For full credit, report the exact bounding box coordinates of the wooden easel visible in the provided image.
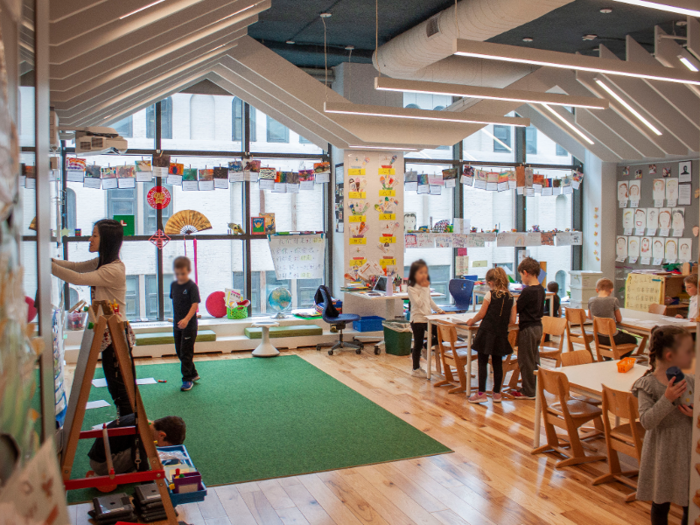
[60,301,179,524]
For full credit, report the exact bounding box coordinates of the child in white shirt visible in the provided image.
[407,260,444,377]
[676,273,698,321]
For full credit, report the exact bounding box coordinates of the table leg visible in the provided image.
[472,291,476,312]
[466,330,473,398]
[426,320,433,380]
[634,334,649,355]
[550,296,554,317]
[533,373,541,448]
[252,327,280,357]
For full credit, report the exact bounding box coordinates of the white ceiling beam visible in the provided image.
[688,16,700,61]
[654,25,700,100]
[515,105,595,161]
[51,23,250,98]
[51,0,205,47]
[626,35,700,130]
[574,109,639,161]
[50,0,107,23]
[50,0,254,77]
[597,45,699,151]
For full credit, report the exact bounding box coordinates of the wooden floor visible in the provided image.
[66,346,681,525]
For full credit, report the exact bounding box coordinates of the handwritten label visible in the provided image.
[348,168,365,175]
[380,236,396,244]
[379,213,396,221]
[349,238,366,245]
[378,168,395,175]
[349,259,366,267]
[378,189,396,197]
[348,215,366,223]
[472,260,488,268]
[348,191,366,199]
[379,258,396,267]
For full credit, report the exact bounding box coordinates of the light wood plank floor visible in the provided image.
[66,346,680,525]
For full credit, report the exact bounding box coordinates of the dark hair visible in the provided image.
[517,257,540,277]
[646,325,690,375]
[95,219,123,268]
[408,259,429,287]
[173,256,191,271]
[153,416,186,445]
[547,281,559,293]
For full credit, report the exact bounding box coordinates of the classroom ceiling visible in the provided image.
[249,0,686,69]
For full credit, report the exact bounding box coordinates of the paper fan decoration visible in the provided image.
[164,210,212,235]
[29,216,36,231]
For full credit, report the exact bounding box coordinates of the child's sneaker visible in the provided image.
[181,381,193,391]
[492,393,503,403]
[468,392,488,404]
[192,374,201,382]
[511,391,536,400]
[411,368,427,378]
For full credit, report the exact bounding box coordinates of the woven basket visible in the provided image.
[227,306,248,319]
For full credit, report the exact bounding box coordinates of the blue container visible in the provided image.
[353,316,385,332]
[157,444,207,507]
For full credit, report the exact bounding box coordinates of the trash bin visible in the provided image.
[383,320,413,356]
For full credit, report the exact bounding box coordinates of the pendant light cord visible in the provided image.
[375,0,380,76]
[322,15,329,100]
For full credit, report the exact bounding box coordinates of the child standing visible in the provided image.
[171,257,200,391]
[676,274,698,321]
[513,257,545,400]
[407,260,445,378]
[544,281,561,318]
[466,268,516,404]
[632,326,694,525]
[588,278,637,351]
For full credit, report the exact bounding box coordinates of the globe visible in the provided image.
[268,287,292,319]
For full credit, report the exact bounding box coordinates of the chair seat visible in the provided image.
[611,422,646,444]
[327,313,360,324]
[444,348,476,360]
[572,395,602,406]
[440,305,470,313]
[549,400,603,418]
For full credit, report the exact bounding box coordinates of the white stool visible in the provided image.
[252,320,280,357]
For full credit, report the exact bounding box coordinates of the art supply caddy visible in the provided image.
[158,445,207,506]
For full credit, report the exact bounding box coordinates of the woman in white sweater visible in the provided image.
[407,260,444,377]
[52,219,133,415]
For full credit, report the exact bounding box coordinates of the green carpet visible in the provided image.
[67,355,450,503]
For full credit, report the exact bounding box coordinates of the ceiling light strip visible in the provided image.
[594,79,663,136]
[375,77,609,110]
[480,128,512,152]
[611,0,700,17]
[347,145,419,151]
[679,56,699,72]
[324,102,530,127]
[120,0,166,20]
[453,39,700,86]
[541,104,595,145]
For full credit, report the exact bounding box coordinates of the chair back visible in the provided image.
[316,285,339,323]
[449,279,474,309]
[565,308,587,328]
[593,317,616,338]
[648,304,667,315]
[507,328,519,350]
[601,385,639,421]
[436,322,466,366]
[561,350,593,367]
[537,368,570,408]
[542,316,567,338]
[601,385,645,454]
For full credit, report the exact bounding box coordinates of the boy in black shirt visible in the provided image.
[513,257,545,400]
[171,257,200,391]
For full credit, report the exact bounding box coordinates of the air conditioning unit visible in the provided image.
[73,127,128,155]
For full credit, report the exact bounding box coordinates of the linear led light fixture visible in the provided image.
[611,0,700,17]
[594,78,663,136]
[120,0,166,19]
[480,128,512,152]
[453,39,700,86]
[347,145,419,151]
[324,102,530,127]
[375,77,609,110]
[679,55,699,72]
[541,104,595,145]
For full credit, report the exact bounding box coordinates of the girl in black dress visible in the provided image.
[466,267,516,404]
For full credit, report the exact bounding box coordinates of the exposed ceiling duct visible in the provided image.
[372,0,574,84]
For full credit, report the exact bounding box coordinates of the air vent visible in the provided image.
[426,16,440,38]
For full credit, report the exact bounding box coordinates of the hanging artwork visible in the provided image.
[149,229,171,249]
[634,208,646,233]
[679,238,693,262]
[658,208,672,232]
[665,238,678,262]
[652,238,665,260]
[646,208,658,235]
[617,181,629,204]
[135,159,152,182]
[147,186,171,209]
[622,208,634,230]
[640,236,652,259]
[165,210,213,235]
[679,161,692,183]
[616,236,628,261]
[84,165,101,189]
[666,178,678,206]
[652,178,666,204]
[629,180,641,204]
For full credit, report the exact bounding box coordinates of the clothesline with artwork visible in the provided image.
[403,166,583,196]
[404,231,582,249]
[59,156,331,192]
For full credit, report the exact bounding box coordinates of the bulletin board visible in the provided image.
[343,151,404,282]
[615,160,698,300]
[623,272,664,312]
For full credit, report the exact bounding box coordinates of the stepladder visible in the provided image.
[59,301,181,524]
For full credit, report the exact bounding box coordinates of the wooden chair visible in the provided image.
[593,317,638,361]
[592,386,645,502]
[648,304,667,315]
[501,328,521,396]
[565,308,594,359]
[435,322,476,394]
[540,317,567,367]
[561,349,593,367]
[532,368,606,468]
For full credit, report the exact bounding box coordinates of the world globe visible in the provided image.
[268,287,292,319]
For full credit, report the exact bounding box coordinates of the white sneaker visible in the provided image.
[411,368,427,378]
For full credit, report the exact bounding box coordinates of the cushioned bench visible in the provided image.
[244,325,323,340]
[135,330,217,346]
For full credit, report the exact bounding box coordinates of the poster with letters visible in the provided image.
[269,234,325,280]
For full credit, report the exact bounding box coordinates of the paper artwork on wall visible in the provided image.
[665,238,677,262]
[640,236,652,258]
[348,176,367,199]
[622,208,634,232]
[135,159,153,182]
[629,180,641,204]
[662,167,671,177]
[679,238,692,262]
[646,208,658,235]
[634,208,646,234]
[84,165,101,189]
[652,237,665,260]
[199,169,215,191]
[182,168,198,191]
[666,178,678,206]
[628,236,640,258]
[679,161,692,183]
[101,166,118,189]
[229,161,244,182]
[658,208,672,233]
[648,164,657,175]
[616,236,627,262]
[213,166,229,189]
[617,180,629,206]
[672,207,685,235]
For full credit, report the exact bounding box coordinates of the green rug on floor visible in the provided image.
[67,355,451,503]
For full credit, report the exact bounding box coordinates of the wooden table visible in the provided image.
[532,361,647,448]
[617,307,696,355]
[425,312,480,391]
[472,288,556,316]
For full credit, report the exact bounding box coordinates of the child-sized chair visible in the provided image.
[501,328,521,397]
[532,368,605,469]
[565,308,594,360]
[648,304,667,315]
[435,322,475,394]
[592,386,645,502]
[540,317,567,367]
[593,318,638,361]
[440,279,475,313]
[560,349,593,367]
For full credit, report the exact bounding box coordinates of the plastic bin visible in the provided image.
[353,316,385,332]
[383,320,413,356]
[157,444,207,507]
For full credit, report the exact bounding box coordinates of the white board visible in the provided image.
[269,234,326,280]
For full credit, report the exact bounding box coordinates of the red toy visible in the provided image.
[25,296,37,323]
[205,291,227,318]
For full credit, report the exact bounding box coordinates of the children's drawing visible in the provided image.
[647,208,658,231]
[672,208,685,230]
[629,180,641,201]
[349,202,369,216]
[666,178,678,203]
[617,181,628,201]
[640,237,652,257]
[375,197,399,214]
[379,174,396,190]
[616,236,627,260]
[628,236,640,258]
[679,238,692,262]
[634,208,646,229]
[348,176,366,193]
[350,222,369,238]
[665,238,677,261]
[658,208,672,230]
[622,208,634,229]
[652,238,665,259]
[652,179,665,201]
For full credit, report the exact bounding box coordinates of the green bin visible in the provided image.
[383,320,413,356]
